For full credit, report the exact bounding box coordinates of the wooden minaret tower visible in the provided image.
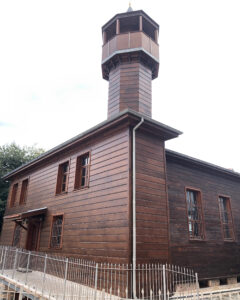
[101,5,159,118]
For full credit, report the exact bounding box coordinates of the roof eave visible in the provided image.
[2,110,181,181]
[102,10,159,32]
[166,149,240,180]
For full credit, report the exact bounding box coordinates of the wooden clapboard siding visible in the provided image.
[108,62,152,118]
[135,129,169,264]
[1,126,131,263]
[166,158,240,279]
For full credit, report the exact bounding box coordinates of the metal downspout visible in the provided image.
[132,117,144,299]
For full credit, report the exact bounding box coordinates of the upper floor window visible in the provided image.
[218,196,234,241]
[74,153,90,189]
[49,214,64,249]
[186,188,204,240]
[19,178,29,205]
[10,183,18,207]
[56,161,69,194]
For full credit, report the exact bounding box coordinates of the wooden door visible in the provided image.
[26,220,41,251]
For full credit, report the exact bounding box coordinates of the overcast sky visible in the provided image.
[0,0,240,172]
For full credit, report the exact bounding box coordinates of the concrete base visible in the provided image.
[176,283,198,292]
[227,277,237,285]
[208,279,220,287]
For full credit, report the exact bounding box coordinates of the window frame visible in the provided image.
[74,152,91,190]
[49,213,64,249]
[218,194,235,242]
[12,223,21,247]
[19,177,29,205]
[185,187,205,241]
[10,182,19,208]
[55,160,70,195]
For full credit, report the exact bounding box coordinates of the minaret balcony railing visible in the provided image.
[102,31,159,63]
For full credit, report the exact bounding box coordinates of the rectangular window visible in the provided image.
[19,178,29,205]
[10,183,18,207]
[12,223,21,247]
[218,196,234,240]
[49,214,64,249]
[74,153,90,189]
[186,188,204,239]
[56,161,69,194]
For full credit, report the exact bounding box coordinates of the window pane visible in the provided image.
[81,177,86,187]
[20,179,28,204]
[56,161,69,194]
[186,189,203,239]
[50,215,63,248]
[193,222,199,236]
[62,163,68,173]
[219,196,234,240]
[62,175,67,184]
[13,224,21,247]
[75,153,90,189]
[11,183,18,207]
[82,167,86,177]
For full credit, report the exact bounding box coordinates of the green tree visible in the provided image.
[0,143,44,231]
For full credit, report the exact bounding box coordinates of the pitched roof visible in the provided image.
[2,109,181,180]
[166,149,240,180]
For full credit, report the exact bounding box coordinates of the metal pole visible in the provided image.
[94,263,98,300]
[1,248,7,274]
[19,287,23,300]
[63,258,69,300]
[42,254,48,296]
[195,273,199,300]
[12,249,18,279]
[132,117,144,299]
[163,265,167,300]
[25,251,31,285]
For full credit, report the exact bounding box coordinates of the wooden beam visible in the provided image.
[116,19,120,35]
[139,16,143,31]
[14,220,27,231]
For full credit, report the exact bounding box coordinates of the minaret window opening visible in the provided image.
[104,21,116,43]
[119,16,139,33]
[142,17,156,41]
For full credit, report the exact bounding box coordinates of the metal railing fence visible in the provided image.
[0,245,199,300]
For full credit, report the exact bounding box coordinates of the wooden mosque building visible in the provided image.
[1,6,240,282]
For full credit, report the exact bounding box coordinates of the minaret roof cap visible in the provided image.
[127,2,133,12]
[102,10,159,32]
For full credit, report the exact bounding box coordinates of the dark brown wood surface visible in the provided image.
[2,114,240,280]
[135,129,169,264]
[1,125,131,263]
[166,157,240,279]
[108,62,152,118]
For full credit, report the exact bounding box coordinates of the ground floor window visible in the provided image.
[218,195,234,240]
[12,223,21,247]
[49,214,64,249]
[186,188,204,240]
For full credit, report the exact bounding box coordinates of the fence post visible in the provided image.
[163,265,167,300]
[63,258,69,300]
[41,254,48,296]
[12,248,18,279]
[19,286,23,300]
[195,273,199,300]
[25,251,31,285]
[1,247,7,275]
[94,263,98,300]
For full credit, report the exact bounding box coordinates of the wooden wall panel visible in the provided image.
[1,126,131,263]
[166,158,240,279]
[135,130,169,264]
[108,62,152,118]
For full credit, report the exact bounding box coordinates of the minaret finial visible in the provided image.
[127,1,133,12]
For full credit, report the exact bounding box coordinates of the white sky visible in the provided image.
[0,0,240,172]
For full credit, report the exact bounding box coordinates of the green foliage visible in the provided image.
[0,143,44,231]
